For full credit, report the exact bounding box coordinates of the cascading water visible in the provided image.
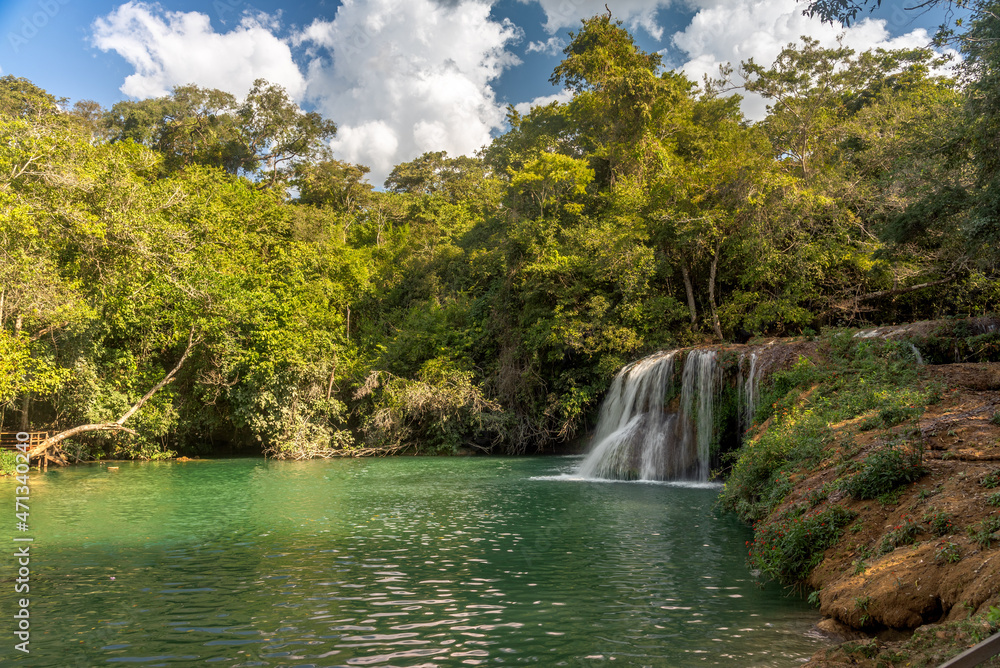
[577,349,720,482]
[739,351,763,436]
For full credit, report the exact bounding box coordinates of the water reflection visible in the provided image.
[0,456,826,666]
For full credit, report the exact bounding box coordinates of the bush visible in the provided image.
[840,445,926,499]
[979,471,1000,489]
[968,517,1000,549]
[0,450,17,475]
[924,510,955,536]
[859,404,923,431]
[878,515,921,555]
[748,504,858,585]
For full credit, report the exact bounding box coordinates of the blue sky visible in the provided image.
[0,0,957,182]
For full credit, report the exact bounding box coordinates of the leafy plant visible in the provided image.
[980,471,1000,489]
[855,595,873,626]
[936,542,962,564]
[0,450,17,476]
[878,515,921,555]
[747,504,858,585]
[968,517,1000,549]
[840,445,926,500]
[924,510,955,536]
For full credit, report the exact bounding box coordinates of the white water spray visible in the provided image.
[577,349,720,482]
[739,352,762,437]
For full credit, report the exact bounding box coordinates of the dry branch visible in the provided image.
[30,329,198,461]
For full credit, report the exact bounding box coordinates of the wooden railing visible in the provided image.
[938,631,1000,668]
[0,432,52,470]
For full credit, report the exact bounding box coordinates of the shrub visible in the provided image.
[924,510,955,536]
[840,445,925,500]
[0,450,16,475]
[878,515,921,555]
[748,504,858,585]
[936,542,962,563]
[979,471,1000,489]
[859,404,923,431]
[968,517,1000,549]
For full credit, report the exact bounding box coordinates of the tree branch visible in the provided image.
[828,275,956,313]
[29,329,198,460]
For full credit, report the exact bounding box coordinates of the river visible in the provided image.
[0,456,827,666]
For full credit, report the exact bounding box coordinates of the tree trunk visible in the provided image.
[325,354,338,400]
[681,264,698,325]
[708,242,724,341]
[30,330,198,461]
[827,275,957,315]
[19,394,29,432]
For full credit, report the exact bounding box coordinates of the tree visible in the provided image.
[104,79,337,185]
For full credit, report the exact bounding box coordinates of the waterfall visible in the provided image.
[739,351,762,437]
[577,349,720,482]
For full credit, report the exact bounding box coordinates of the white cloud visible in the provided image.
[513,88,573,115]
[527,36,566,55]
[671,0,940,119]
[520,0,670,39]
[298,0,521,184]
[92,1,305,100]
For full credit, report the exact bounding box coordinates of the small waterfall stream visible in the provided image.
[577,349,720,482]
[739,351,763,437]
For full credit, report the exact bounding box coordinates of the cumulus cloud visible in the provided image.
[298,0,521,184]
[520,0,670,39]
[671,0,940,119]
[92,1,305,100]
[527,36,566,55]
[513,88,573,115]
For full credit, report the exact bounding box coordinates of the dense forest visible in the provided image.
[2,5,998,462]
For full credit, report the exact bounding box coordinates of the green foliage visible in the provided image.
[936,542,962,564]
[924,510,955,536]
[858,403,923,431]
[877,515,921,555]
[981,471,1000,488]
[0,451,17,475]
[839,445,925,500]
[4,9,1000,464]
[747,504,858,585]
[722,336,932,523]
[968,516,1000,549]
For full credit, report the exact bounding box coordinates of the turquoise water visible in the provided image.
[0,456,826,666]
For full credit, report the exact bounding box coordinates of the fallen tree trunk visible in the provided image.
[827,275,956,315]
[30,330,197,461]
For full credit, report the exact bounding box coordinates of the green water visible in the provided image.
[0,456,826,666]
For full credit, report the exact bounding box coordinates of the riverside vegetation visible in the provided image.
[4,9,999,462]
[4,4,1000,663]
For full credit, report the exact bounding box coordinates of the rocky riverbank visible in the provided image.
[718,318,1000,667]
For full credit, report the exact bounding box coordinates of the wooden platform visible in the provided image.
[1,432,54,470]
